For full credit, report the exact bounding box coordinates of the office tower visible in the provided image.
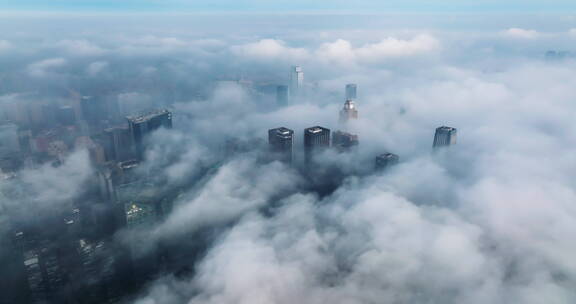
[304,126,330,163]
[375,153,399,171]
[332,130,359,152]
[79,96,104,123]
[433,126,457,148]
[127,109,172,160]
[345,83,357,100]
[102,126,133,162]
[268,127,294,163]
[276,85,289,106]
[0,122,20,156]
[58,106,76,125]
[289,66,304,99]
[339,99,358,126]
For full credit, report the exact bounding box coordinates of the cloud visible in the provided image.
[86,60,109,75]
[55,39,106,56]
[316,34,440,65]
[0,40,12,52]
[502,28,540,39]
[27,57,67,77]
[3,14,576,304]
[231,39,310,62]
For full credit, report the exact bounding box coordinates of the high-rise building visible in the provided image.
[127,109,172,160]
[58,106,76,126]
[276,85,289,106]
[345,84,357,100]
[0,122,20,157]
[339,100,358,126]
[304,126,330,163]
[433,126,457,148]
[375,153,399,171]
[100,126,133,162]
[268,127,294,163]
[289,66,304,99]
[332,130,359,152]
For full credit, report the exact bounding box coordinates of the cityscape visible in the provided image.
[2,2,576,304]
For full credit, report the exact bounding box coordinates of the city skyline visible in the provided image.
[1,2,576,304]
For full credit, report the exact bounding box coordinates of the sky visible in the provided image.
[1,0,576,13]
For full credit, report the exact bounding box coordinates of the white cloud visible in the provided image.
[0,40,12,52]
[230,35,439,66]
[316,34,440,65]
[86,61,109,76]
[503,28,540,39]
[55,39,106,56]
[231,39,310,61]
[27,57,67,77]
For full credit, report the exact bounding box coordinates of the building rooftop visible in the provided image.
[437,126,456,132]
[127,109,171,124]
[292,66,303,72]
[306,126,328,134]
[271,127,293,136]
[377,153,398,159]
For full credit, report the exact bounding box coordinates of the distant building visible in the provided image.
[0,122,20,156]
[433,126,457,148]
[304,126,330,163]
[276,85,289,106]
[289,66,304,99]
[127,109,172,160]
[332,130,359,152]
[268,127,294,163]
[345,84,357,100]
[58,106,76,126]
[339,99,358,127]
[375,153,399,171]
[545,50,576,61]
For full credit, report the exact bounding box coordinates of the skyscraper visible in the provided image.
[332,130,359,152]
[345,84,357,100]
[268,127,294,163]
[289,66,304,99]
[339,100,358,126]
[276,85,289,106]
[375,153,399,171]
[101,126,133,162]
[432,126,457,148]
[304,126,330,163]
[0,122,20,157]
[127,109,172,160]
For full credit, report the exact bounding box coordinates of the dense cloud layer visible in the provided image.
[1,13,576,304]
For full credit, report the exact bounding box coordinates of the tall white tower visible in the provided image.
[289,66,304,99]
[339,99,358,126]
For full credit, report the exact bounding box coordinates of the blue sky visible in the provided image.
[1,0,575,13]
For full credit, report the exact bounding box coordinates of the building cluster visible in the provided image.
[0,65,459,304]
[0,88,175,303]
[269,67,458,171]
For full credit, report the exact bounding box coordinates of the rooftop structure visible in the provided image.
[268,127,294,163]
[433,126,457,148]
[332,130,359,152]
[375,153,399,171]
[304,126,330,163]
